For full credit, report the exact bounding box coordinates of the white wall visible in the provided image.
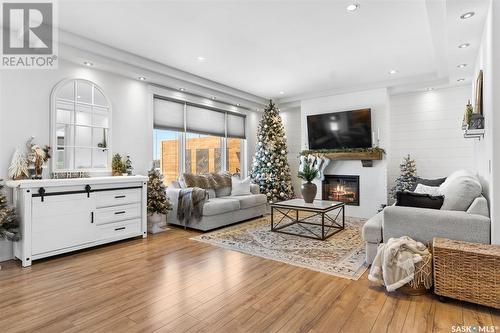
[388,85,475,195]
[280,107,302,197]
[473,0,499,244]
[301,88,390,218]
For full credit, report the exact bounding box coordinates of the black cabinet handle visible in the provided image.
[85,185,91,198]
[114,211,126,215]
[115,227,126,231]
[91,212,94,223]
[115,195,126,199]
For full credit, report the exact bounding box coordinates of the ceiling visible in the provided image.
[57,0,490,101]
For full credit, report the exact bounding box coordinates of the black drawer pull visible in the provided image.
[115,195,126,199]
[114,211,126,215]
[115,227,126,231]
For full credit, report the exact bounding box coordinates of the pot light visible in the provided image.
[197,56,206,62]
[457,78,465,82]
[83,61,93,67]
[460,12,475,19]
[346,3,360,12]
[236,103,241,106]
[457,63,468,68]
[458,43,470,48]
[427,87,434,91]
[138,76,146,81]
[389,69,398,75]
[211,96,216,100]
[279,91,285,95]
[179,88,185,91]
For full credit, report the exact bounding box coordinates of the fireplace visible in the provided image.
[322,175,360,206]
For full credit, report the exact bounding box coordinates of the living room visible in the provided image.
[0,0,499,332]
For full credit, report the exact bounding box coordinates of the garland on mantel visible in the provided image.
[300,147,386,156]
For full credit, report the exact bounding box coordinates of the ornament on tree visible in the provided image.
[250,100,294,203]
[390,154,418,199]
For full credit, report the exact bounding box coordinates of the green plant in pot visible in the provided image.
[298,158,319,203]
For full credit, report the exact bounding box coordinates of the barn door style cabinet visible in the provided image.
[6,176,148,267]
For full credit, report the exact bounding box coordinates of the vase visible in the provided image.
[301,181,317,203]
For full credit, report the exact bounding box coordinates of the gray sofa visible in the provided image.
[166,183,267,231]
[362,171,491,265]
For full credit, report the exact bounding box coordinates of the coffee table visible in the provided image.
[270,199,345,240]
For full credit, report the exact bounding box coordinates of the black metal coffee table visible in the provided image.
[270,199,345,240]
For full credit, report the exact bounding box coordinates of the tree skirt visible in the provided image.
[190,215,368,280]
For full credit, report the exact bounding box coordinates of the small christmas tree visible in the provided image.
[112,154,124,176]
[250,100,294,203]
[390,154,417,199]
[0,181,20,241]
[147,168,172,215]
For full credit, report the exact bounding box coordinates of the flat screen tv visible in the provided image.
[307,108,372,150]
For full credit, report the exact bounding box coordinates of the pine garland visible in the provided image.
[0,182,20,241]
[250,100,294,203]
[147,168,172,215]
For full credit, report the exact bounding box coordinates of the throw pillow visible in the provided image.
[439,170,482,211]
[414,184,440,196]
[211,172,232,189]
[181,174,213,189]
[410,177,447,191]
[231,177,252,196]
[395,191,444,210]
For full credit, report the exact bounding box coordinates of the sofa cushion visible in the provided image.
[439,170,482,211]
[203,198,240,216]
[396,191,444,210]
[215,186,232,197]
[220,194,267,210]
[362,211,383,243]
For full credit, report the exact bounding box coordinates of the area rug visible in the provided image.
[190,215,368,280]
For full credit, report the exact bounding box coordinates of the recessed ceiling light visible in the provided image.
[179,88,185,91]
[83,61,93,67]
[211,96,216,100]
[77,95,81,99]
[457,78,465,82]
[279,91,285,95]
[427,87,434,91]
[346,3,360,12]
[457,63,468,68]
[458,43,470,48]
[138,76,146,81]
[197,56,206,62]
[460,11,475,19]
[236,103,241,106]
[389,69,398,75]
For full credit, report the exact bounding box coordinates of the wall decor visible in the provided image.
[475,70,483,116]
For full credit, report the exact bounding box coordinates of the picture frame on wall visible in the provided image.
[475,70,483,115]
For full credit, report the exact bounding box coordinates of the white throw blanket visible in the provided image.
[368,236,432,292]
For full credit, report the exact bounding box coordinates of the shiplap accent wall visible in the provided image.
[388,85,474,195]
[280,107,302,197]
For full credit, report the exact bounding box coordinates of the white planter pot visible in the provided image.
[147,213,167,234]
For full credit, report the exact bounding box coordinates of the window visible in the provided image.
[153,96,246,185]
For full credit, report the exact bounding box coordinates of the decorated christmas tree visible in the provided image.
[250,100,294,203]
[390,154,418,199]
[147,168,172,215]
[0,181,20,241]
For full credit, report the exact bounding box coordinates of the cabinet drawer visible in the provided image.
[95,188,141,208]
[95,203,141,225]
[97,219,141,241]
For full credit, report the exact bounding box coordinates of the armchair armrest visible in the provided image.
[383,206,490,245]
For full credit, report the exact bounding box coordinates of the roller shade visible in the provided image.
[227,113,246,139]
[186,105,226,137]
[154,98,184,131]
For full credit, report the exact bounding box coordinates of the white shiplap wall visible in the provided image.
[280,107,302,197]
[388,85,475,193]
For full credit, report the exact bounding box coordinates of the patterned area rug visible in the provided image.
[191,215,368,280]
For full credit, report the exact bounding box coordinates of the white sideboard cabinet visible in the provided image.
[6,176,148,267]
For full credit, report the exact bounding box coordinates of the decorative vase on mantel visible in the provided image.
[301,181,317,203]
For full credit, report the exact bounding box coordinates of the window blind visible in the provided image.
[186,105,226,137]
[153,98,185,131]
[227,113,246,139]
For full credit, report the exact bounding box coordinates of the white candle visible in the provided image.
[372,131,375,146]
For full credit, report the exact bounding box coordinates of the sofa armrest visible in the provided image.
[250,184,260,195]
[166,188,182,224]
[383,206,490,245]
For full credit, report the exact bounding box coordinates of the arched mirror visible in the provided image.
[50,79,112,172]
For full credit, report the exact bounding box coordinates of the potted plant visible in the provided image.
[298,158,319,203]
[147,168,172,233]
[112,153,124,176]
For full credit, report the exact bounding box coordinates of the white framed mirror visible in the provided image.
[50,79,112,173]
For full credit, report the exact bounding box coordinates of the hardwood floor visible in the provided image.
[0,226,498,333]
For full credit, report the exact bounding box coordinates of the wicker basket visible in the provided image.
[433,237,500,309]
[399,246,433,296]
